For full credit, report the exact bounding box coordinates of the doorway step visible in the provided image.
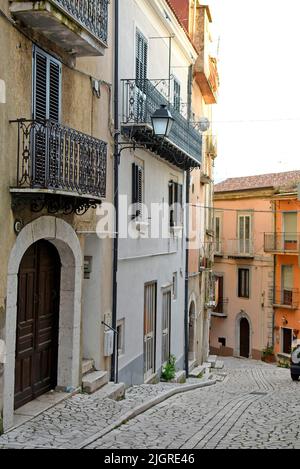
[81,359,109,394]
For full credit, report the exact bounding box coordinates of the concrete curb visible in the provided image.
[79,378,217,449]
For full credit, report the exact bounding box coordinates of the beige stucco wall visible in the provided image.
[0,0,114,425]
[211,196,274,358]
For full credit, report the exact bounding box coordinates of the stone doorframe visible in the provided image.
[3,216,83,431]
[234,311,253,358]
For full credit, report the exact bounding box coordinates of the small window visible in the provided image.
[173,79,181,112]
[282,328,292,354]
[215,216,221,254]
[238,268,250,298]
[218,337,226,347]
[84,256,93,280]
[172,272,178,300]
[117,319,125,356]
[169,180,183,227]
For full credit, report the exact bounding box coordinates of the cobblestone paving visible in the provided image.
[0,377,206,449]
[85,358,299,450]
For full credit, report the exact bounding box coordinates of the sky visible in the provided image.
[207,0,300,182]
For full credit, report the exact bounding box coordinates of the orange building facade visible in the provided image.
[264,186,300,361]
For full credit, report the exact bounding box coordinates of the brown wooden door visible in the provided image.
[15,240,60,410]
[240,318,250,358]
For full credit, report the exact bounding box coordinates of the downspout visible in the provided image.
[272,199,277,349]
[184,65,193,377]
[111,0,119,383]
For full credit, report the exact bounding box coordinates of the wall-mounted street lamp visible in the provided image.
[151,104,174,138]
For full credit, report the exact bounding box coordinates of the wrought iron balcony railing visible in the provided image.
[52,0,109,44]
[264,233,300,253]
[121,79,202,166]
[214,239,254,257]
[273,288,300,309]
[11,119,107,200]
[212,298,229,317]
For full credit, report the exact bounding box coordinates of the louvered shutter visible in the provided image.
[49,59,60,122]
[132,163,143,218]
[136,30,148,81]
[33,50,47,120]
[33,47,61,122]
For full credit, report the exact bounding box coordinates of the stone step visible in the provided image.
[207,355,218,368]
[82,370,109,394]
[189,365,207,378]
[215,360,224,370]
[82,359,94,376]
[188,359,197,373]
[93,382,125,401]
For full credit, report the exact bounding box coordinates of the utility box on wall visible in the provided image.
[104,330,114,357]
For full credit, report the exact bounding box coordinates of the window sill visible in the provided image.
[170,225,183,236]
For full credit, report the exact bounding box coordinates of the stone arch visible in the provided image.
[234,311,253,359]
[3,216,83,431]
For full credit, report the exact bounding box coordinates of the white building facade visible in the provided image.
[117,0,202,385]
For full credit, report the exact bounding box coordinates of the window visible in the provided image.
[282,328,292,354]
[173,79,181,112]
[218,338,226,347]
[215,216,221,253]
[238,268,250,298]
[33,46,61,121]
[172,272,178,300]
[169,180,183,227]
[283,212,297,246]
[132,161,144,218]
[238,214,251,254]
[84,256,92,280]
[117,320,125,356]
[214,275,224,313]
[281,265,293,305]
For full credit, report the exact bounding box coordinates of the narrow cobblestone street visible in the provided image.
[86,358,299,449]
[0,358,299,449]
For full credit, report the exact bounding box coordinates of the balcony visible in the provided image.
[194,56,219,105]
[213,239,254,258]
[206,134,217,158]
[10,119,107,214]
[10,1,109,56]
[212,298,228,318]
[273,289,300,310]
[264,233,299,254]
[121,79,202,169]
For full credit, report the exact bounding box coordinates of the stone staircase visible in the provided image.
[81,359,109,394]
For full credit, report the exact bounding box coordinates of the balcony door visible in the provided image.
[281,265,293,306]
[32,47,61,186]
[238,215,251,254]
[144,282,157,381]
[283,212,297,250]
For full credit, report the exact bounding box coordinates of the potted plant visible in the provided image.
[261,345,276,363]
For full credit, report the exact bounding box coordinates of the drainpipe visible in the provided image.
[272,199,277,349]
[111,0,119,384]
[184,66,193,377]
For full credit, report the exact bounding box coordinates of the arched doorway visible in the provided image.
[188,301,196,360]
[240,317,250,358]
[15,240,61,409]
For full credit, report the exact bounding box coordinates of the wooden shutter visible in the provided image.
[33,50,47,120]
[49,60,60,122]
[136,30,148,81]
[132,162,143,218]
[33,46,61,122]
